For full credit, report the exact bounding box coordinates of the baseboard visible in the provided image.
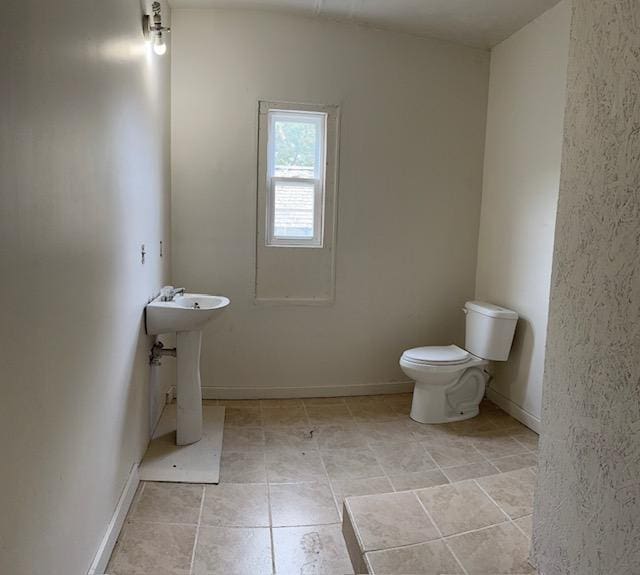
[201,380,414,400]
[88,463,140,575]
[486,387,541,433]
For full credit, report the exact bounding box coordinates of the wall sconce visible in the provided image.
[143,1,170,55]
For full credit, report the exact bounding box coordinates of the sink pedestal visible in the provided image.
[176,330,203,446]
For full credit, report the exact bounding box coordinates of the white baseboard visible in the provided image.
[201,380,414,400]
[486,387,541,433]
[88,463,140,575]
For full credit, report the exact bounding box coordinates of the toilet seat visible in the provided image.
[402,345,470,366]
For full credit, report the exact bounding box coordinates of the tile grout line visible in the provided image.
[339,399,389,575]
[301,401,344,529]
[413,490,470,575]
[188,484,206,575]
[223,400,533,573]
[472,478,532,541]
[260,400,278,575]
[362,518,515,555]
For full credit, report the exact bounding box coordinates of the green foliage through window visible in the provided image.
[274,121,317,168]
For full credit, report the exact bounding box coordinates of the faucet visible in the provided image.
[160,286,186,301]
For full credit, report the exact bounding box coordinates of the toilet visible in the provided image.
[400,301,518,424]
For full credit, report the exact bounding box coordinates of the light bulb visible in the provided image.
[153,37,167,55]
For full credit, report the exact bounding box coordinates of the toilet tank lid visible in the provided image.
[465,300,518,320]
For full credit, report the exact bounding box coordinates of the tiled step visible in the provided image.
[341,468,536,574]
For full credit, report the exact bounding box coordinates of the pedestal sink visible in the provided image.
[146,293,230,445]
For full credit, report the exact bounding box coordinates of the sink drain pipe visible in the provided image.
[150,341,176,365]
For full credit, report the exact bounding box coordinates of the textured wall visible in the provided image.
[532,1,640,573]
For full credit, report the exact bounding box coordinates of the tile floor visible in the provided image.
[106,395,538,575]
[343,469,537,574]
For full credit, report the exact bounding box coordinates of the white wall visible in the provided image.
[534,0,640,571]
[171,9,490,396]
[475,0,571,427]
[0,1,171,573]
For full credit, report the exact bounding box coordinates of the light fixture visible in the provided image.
[143,1,170,55]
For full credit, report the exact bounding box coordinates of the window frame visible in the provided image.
[263,106,328,248]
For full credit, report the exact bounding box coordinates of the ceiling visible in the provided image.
[166,0,562,49]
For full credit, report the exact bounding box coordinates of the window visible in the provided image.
[256,101,339,303]
[265,107,327,247]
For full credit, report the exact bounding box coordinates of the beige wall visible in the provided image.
[171,9,490,395]
[0,1,171,573]
[475,0,571,427]
[533,0,640,572]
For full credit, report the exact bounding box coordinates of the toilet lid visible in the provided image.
[403,345,470,365]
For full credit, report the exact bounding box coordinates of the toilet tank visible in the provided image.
[464,301,518,361]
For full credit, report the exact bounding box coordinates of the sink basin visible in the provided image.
[145,291,230,446]
[146,293,230,335]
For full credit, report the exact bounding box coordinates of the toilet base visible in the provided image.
[409,367,488,424]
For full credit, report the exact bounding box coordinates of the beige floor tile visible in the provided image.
[449,413,499,435]
[201,483,269,527]
[492,452,538,473]
[220,451,266,483]
[358,420,415,445]
[129,482,203,525]
[349,403,402,422]
[442,461,500,483]
[321,448,385,480]
[222,427,265,452]
[217,399,260,408]
[416,480,506,536]
[343,394,386,405]
[224,407,262,427]
[446,522,535,574]
[193,526,272,575]
[388,469,449,492]
[388,405,412,418]
[273,524,354,575]
[514,514,533,538]
[266,448,326,483]
[260,398,304,408]
[422,437,485,467]
[264,426,316,451]
[306,405,354,425]
[384,392,414,407]
[303,396,347,406]
[312,424,369,449]
[202,399,218,406]
[365,540,464,574]
[262,406,309,427]
[408,421,459,441]
[370,442,437,475]
[480,399,501,412]
[476,468,536,519]
[487,410,524,429]
[107,521,196,575]
[510,428,539,451]
[331,476,394,508]
[471,430,529,459]
[345,491,439,551]
[270,481,339,526]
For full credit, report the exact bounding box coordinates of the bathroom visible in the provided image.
[1,0,638,574]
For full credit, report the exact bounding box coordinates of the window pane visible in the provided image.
[273,180,314,238]
[273,117,318,178]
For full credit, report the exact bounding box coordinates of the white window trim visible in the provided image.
[262,104,329,248]
[255,100,340,305]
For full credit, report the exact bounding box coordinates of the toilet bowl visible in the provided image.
[400,301,518,424]
[400,345,488,423]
